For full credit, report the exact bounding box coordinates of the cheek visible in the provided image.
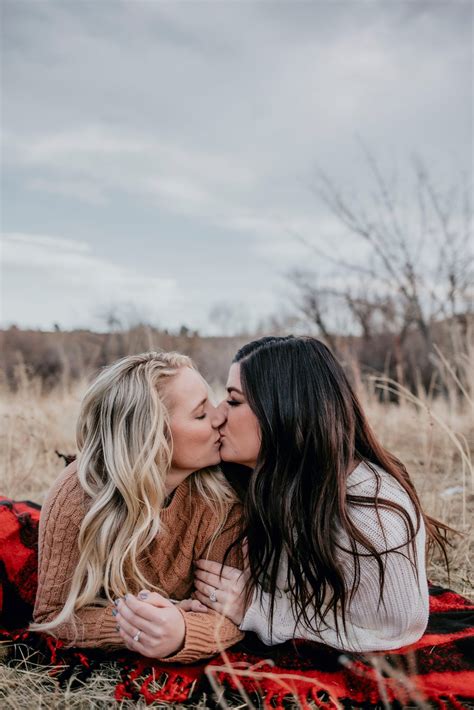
[226,409,261,455]
[233,409,257,435]
[170,421,216,468]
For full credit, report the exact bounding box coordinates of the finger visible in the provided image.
[177,598,208,612]
[119,625,152,656]
[194,569,229,590]
[135,591,173,608]
[191,591,213,610]
[190,599,209,612]
[117,600,162,636]
[195,579,230,611]
[195,559,235,580]
[194,579,218,599]
[119,595,167,624]
[194,588,224,615]
[178,599,194,612]
[116,611,156,645]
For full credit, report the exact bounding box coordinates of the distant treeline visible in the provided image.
[0,325,248,392]
[0,319,471,397]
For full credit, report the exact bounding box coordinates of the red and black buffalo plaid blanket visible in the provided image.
[1,496,473,708]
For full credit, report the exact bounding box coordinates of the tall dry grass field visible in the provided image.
[0,343,472,708]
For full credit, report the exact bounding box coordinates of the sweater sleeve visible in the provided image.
[241,467,429,652]
[32,463,124,650]
[161,500,245,664]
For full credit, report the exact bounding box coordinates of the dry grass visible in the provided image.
[0,345,472,708]
[0,648,211,709]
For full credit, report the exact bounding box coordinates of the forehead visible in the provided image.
[166,367,208,409]
[226,362,242,389]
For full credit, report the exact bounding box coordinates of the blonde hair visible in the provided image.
[30,351,235,638]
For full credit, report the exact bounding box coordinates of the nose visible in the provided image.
[211,401,227,429]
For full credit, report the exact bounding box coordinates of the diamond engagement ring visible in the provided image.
[209,589,217,603]
[133,629,141,643]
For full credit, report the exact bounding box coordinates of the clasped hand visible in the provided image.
[114,591,185,658]
[115,553,250,657]
[190,559,250,626]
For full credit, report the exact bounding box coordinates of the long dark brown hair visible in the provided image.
[231,335,450,639]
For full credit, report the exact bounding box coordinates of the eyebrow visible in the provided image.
[227,386,244,395]
[192,397,208,412]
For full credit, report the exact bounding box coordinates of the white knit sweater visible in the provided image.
[240,462,429,652]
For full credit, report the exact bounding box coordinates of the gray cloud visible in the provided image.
[1,0,471,333]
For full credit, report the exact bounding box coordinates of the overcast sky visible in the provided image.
[1,0,472,334]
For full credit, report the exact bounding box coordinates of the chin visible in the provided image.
[218,446,228,461]
[219,448,235,463]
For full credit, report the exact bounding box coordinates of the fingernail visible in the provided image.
[115,624,120,631]
[138,592,148,599]
[113,599,119,606]
[112,609,117,616]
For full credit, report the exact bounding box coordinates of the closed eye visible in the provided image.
[226,400,240,407]
[196,413,207,419]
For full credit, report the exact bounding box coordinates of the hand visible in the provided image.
[194,559,250,626]
[177,598,209,613]
[114,590,185,658]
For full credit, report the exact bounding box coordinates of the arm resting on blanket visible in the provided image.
[241,467,429,652]
[32,464,124,649]
[33,463,245,660]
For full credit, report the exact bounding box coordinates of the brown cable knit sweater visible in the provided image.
[33,461,244,663]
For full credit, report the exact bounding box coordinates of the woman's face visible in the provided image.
[219,362,261,469]
[165,367,224,482]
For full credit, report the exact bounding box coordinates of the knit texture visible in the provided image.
[4,498,472,707]
[241,461,429,651]
[33,461,244,663]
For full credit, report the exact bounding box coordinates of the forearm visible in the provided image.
[33,524,123,649]
[242,469,430,652]
[32,467,124,649]
[241,547,429,652]
[33,600,124,649]
[240,588,425,651]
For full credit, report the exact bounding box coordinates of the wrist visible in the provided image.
[173,608,186,653]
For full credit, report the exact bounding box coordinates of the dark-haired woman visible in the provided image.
[194,336,449,652]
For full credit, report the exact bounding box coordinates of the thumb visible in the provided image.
[137,590,173,607]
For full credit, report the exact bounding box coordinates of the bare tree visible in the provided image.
[290,153,472,357]
[208,302,251,337]
[96,302,157,332]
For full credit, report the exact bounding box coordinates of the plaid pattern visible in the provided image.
[1,496,473,707]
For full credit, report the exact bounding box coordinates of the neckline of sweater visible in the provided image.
[160,476,191,518]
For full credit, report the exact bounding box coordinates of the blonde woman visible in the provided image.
[31,351,243,663]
